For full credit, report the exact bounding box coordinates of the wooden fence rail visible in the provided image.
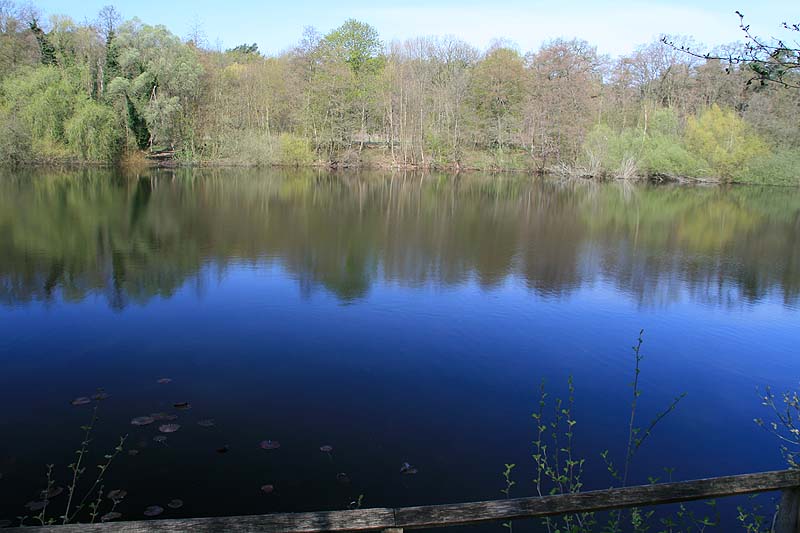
[7,469,800,533]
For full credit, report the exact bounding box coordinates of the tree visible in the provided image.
[108,19,202,149]
[320,18,382,75]
[227,43,258,56]
[469,45,525,150]
[29,16,55,65]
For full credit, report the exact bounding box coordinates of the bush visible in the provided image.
[582,116,708,179]
[736,149,800,186]
[685,104,768,180]
[277,133,314,166]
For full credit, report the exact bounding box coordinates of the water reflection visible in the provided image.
[0,168,798,309]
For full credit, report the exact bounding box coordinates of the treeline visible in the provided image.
[0,3,798,183]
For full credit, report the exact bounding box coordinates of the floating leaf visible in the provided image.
[260,484,274,494]
[159,424,180,434]
[197,419,215,428]
[400,462,418,475]
[25,500,47,511]
[100,512,122,522]
[167,499,183,509]
[41,486,64,499]
[143,505,164,517]
[130,416,155,426]
[70,397,91,406]
[320,445,333,453]
[107,489,127,501]
[173,402,191,410]
[156,378,172,384]
[259,440,280,450]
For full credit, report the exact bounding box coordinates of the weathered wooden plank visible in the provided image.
[395,469,800,529]
[7,470,799,532]
[775,488,800,533]
[4,508,395,532]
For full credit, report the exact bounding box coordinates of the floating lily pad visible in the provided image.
[156,378,172,384]
[70,397,91,406]
[259,440,280,450]
[216,445,230,454]
[107,489,127,501]
[320,445,333,453]
[25,500,47,511]
[197,419,215,428]
[167,499,183,509]
[260,484,274,494]
[153,435,168,444]
[131,416,155,426]
[173,402,191,410]
[100,512,122,522]
[400,462,418,475]
[143,505,164,517]
[159,424,180,433]
[41,486,64,498]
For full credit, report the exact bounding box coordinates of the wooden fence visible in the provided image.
[7,469,800,532]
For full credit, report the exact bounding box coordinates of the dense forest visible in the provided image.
[0,2,798,184]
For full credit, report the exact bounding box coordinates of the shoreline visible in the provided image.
[2,156,792,187]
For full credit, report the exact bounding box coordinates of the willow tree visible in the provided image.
[106,19,202,151]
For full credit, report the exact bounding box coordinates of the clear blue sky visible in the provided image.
[30,0,798,57]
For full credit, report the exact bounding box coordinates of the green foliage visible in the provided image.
[65,100,121,162]
[0,5,797,178]
[278,133,314,166]
[109,19,203,149]
[469,46,525,148]
[226,43,259,56]
[321,19,383,74]
[29,18,56,65]
[0,107,32,166]
[582,109,706,179]
[735,148,800,186]
[2,66,77,149]
[685,105,769,180]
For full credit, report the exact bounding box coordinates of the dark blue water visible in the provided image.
[0,169,798,530]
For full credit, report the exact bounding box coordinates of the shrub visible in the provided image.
[735,148,800,186]
[684,105,768,181]
[278,133,314,166]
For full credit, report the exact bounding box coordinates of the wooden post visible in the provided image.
[775,488,800,533]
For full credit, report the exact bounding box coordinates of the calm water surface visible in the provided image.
[0,168,798,530]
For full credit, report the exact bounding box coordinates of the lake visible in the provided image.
[0,168,798,530]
